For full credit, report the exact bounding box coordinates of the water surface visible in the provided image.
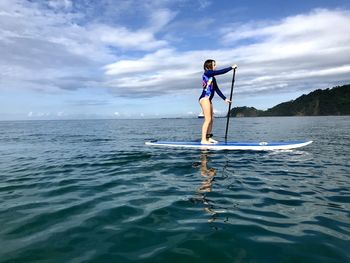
[0,117,349,262]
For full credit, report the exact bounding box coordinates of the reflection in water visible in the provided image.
[198,151,216,193]
[192,151,220,223]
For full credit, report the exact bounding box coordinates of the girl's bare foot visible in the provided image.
[208,138,218,143]
[201,140,214,144]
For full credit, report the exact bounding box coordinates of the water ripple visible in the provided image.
[0,118,349,262]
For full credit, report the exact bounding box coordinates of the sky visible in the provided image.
[1,0,350,120]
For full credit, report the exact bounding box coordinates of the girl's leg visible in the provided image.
[208,104,218,143]
[207,102,214,135]
[199,98,213,144]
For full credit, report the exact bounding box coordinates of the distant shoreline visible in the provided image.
[1,115,350,122]
[1,85,348,121]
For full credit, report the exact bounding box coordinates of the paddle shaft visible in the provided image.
[224,68,236,142]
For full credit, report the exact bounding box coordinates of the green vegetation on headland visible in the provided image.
[229,84,350,117]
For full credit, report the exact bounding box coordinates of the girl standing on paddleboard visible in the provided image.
[199,59,237,144]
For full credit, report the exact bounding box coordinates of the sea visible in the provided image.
[0,116,349,263]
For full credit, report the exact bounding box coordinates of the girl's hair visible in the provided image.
[203,59,216,71]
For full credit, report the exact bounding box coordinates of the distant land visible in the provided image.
[229,84,350,117]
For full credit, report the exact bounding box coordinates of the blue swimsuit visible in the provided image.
[199,67,233,101]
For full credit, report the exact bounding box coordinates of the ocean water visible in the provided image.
[0,117,349,263]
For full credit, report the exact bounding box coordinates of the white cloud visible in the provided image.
[198,0,212,9]
[221,9,350,66]
[148,8,177,32]
[27,111,51,118]
[88,24,168,51]
[213,109,222,115]
[104,8,350,98]
[0,0,172,93]
[222,9,350,47]
[104,48,207,97]
[47,0,72,10]
[1,1,349,108]
[224,9,350,94]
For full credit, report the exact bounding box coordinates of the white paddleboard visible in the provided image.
[145,140,313,151]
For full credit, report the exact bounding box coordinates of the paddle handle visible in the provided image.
[224,68,236,142]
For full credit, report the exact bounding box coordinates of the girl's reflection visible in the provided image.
[192,151,218,222]
[198,151,216,192]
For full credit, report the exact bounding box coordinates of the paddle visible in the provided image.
[224,68,236,142]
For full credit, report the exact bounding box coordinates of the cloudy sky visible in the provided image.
[1,0,350,120]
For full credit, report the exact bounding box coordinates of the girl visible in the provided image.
[199,59,237,144]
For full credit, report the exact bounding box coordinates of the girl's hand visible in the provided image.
[232,64,238,69]
[225,99,231,104]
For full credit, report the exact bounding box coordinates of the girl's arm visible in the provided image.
[215,87,226,101]
[205,67,232,77]
[214,80,227,101]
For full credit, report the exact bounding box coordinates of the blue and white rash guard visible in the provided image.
[199,67,232,101]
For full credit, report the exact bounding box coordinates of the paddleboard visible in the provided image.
[145,140,313,151]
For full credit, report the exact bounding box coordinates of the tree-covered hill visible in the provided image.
[229,84,350,117]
